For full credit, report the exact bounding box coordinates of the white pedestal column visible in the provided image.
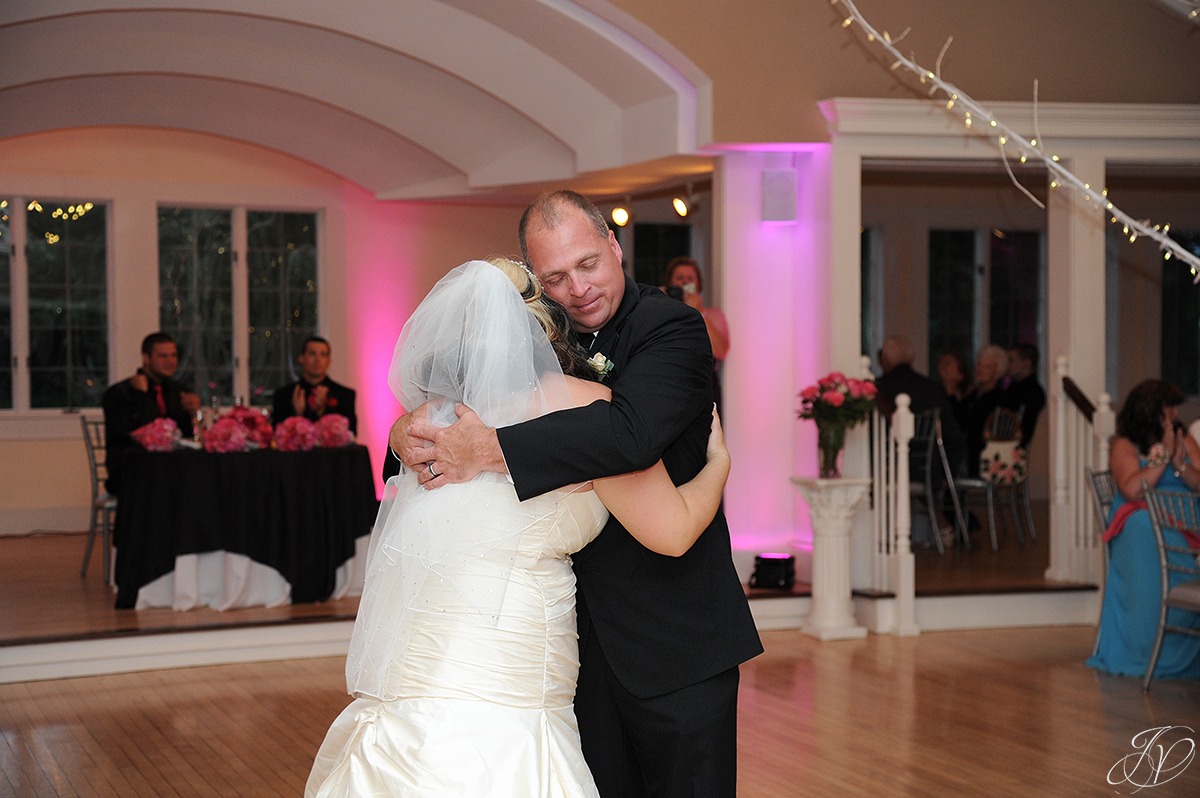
[792,477,870,641]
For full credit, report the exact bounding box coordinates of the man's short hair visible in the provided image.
[140,332,176,356]
[518,190,609,267]
[1011,342,1039,370]
[301,336,331,355]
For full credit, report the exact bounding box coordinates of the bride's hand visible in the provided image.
[707,406,729,465]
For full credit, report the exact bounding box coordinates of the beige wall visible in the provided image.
[616,0,1200,145]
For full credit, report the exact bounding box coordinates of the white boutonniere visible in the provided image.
[587,352,615,381]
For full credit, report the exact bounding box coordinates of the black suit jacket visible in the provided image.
[102,372,195,495]
[876,363,966,475]
[496,278,762,698]
[271,377,357,434]
[1001,376,1046,448]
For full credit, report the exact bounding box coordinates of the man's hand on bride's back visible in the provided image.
[408,403,507,488]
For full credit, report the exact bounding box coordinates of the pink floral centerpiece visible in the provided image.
[225,405,274,448]
[274,416,317,452]
[315,414,353,448]
[130,418,180,452]
[797,372,878,478]
[203,417,250,453]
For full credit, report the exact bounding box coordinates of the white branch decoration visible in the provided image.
[833,0,1200,279]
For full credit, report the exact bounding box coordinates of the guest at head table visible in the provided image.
[102,332,201,495]
[271,336,357,434]
[1086,379,1200,680]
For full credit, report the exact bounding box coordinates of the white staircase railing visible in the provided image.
[856,355,1111,635]
[867,394,918,635]
[1048,355,1114,585]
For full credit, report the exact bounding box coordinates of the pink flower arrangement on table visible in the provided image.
[796,372,878,428]
[225,405,274,448]
[315,414,353,448]
[130,418,180,452]
[203,417,250,453]
[274,416,318,452]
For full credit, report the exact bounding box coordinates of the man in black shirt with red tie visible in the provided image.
[102,332,200,495]
[271,336,357,434]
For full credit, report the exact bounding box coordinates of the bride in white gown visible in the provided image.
[305,258,731,797]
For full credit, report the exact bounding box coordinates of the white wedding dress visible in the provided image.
[305,473,608,798]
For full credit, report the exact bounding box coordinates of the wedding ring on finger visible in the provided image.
[428,463,440,478]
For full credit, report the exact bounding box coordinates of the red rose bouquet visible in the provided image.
[797,371,879,478]
[225,405,274,448]
[315,414,353,448]
[130,418,180,452]
[203,417,250,453]
[274,416,317,452]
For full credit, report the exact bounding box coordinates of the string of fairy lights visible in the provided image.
[1157,0,1200,24]
[831,0,1200,280]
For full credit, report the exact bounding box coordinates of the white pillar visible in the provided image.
[793,477,870,640]
[1045,151,1107,582]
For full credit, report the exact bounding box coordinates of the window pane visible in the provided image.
[928,230,977,368]
[0,199,11,408]
[247,211,318,407]
[988,230,1042,353]
[25,199,108,408]
[1161,231,1200,395]
[632,222,690,285]
[158,208,233,403]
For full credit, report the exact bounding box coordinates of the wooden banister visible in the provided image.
[1062,376,1095,423]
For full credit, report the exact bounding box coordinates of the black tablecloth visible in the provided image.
[113,445,377,609]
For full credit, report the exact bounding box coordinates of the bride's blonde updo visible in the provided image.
[486,256,599,382]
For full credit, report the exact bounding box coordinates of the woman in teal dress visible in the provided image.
[1087,380,1200,679]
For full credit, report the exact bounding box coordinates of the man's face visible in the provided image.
[299,341,331,383]
[142,343,179,382]
[526,207,625,334]
[1007,351,1031,381]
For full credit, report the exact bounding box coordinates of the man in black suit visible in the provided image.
[875,335,967,545]
[271,336,357,434]
[875,335,966,475]
[387,191,762,797]
[102,332,200,495]
[1001,342,1046,449]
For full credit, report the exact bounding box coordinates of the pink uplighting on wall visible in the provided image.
[341,193,424,499]
[716,144,833,574]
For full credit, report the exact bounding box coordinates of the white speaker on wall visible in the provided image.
[760,168,797,222]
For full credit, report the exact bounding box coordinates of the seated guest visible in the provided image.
[936,349,971,433]
[962,344,1008,476]
[1086,380,1200,680]
[1001,342,1046,449]
[102,332,201,495]
[875,335,966,473]
[875,336,967,549]
[272,336,357,434]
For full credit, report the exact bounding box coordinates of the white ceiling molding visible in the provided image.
[0,0,709,200]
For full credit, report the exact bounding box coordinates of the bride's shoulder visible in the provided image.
[565,375,610,406]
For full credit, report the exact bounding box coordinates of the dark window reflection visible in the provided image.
[25,199,108,408]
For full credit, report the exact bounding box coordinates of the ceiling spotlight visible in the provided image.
[672,184,697,218]
[611,201,631,227]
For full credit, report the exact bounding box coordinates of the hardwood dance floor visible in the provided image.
[3,504,1199,796]
[3,627,1198,796]
[0,500,1062,646]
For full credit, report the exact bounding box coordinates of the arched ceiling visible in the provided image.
[0,0,713,200]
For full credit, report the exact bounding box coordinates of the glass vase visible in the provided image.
[817,422,846,479]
